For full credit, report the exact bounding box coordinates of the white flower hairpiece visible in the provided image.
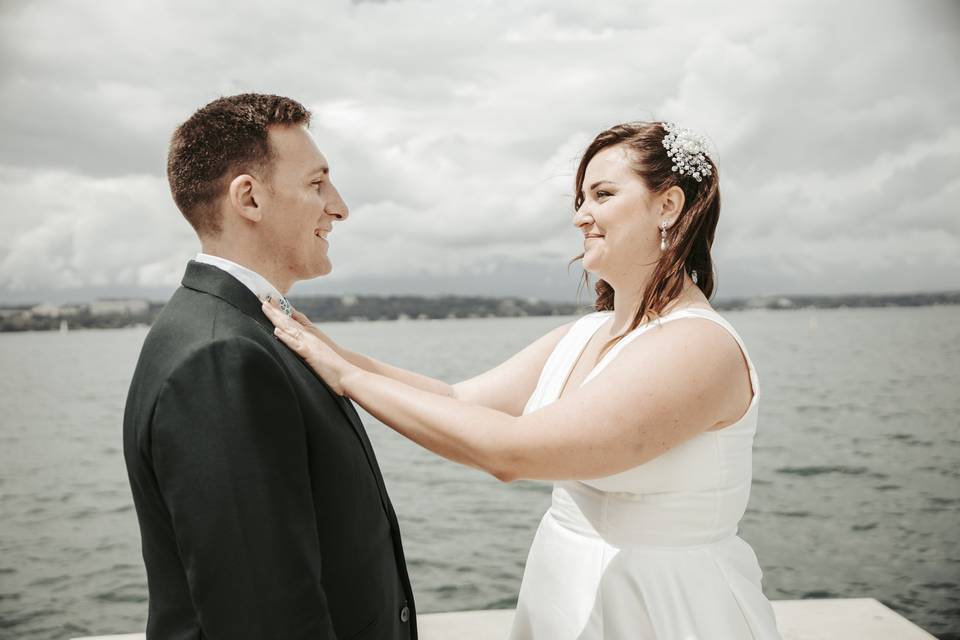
[661,122,713,182]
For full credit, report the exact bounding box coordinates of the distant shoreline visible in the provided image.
[0,290,957,333]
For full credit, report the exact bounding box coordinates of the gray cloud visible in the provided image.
[0,0,957,303]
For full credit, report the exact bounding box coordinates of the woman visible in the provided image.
[263,121,782,639]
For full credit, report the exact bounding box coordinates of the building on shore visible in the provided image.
[89,299,149,316]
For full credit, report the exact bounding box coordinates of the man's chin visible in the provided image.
[289,261,332,284]
[311,260,333,278]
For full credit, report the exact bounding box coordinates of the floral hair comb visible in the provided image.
[662,122,713,183]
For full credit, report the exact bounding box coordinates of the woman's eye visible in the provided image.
[596,190,611,199]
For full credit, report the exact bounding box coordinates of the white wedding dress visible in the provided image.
[508,308,782,639]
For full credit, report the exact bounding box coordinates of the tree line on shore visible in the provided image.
[1,291,957,333]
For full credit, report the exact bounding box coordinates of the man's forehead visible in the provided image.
[268,124,328,169]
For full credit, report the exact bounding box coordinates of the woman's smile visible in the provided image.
[584,233,604,248]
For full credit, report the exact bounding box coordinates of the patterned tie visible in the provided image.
[265,293,293,317]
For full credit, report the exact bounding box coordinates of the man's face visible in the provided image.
[259,124,348,282]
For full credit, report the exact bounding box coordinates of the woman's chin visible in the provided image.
[581,257,602,275]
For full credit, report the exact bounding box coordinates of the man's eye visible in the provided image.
[313,181,323,191]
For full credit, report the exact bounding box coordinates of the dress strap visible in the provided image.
[581,308,759,398]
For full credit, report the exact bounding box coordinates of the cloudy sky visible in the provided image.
[1,0,957,304]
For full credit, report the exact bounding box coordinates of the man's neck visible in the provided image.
[198,244,293,295]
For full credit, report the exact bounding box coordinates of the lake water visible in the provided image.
[1,306,958,639]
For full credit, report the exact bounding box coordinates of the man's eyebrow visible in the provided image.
[588,180,617,191]
[307,165,330,178]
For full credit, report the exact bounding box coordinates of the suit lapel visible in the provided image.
[181,260,275,334]
[180,260,395,516]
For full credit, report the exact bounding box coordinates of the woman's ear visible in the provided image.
[227,174,262,223]
[659,185,685,227]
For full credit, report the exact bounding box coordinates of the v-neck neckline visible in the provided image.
[555,313,614,401]
[555,307,705,401]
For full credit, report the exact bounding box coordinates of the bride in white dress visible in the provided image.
[264,121,783,639]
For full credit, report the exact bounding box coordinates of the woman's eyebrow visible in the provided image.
[588,180,618,191]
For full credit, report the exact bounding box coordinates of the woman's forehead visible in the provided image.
[585,145,635,181]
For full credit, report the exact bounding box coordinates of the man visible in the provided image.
[123,93,416,639]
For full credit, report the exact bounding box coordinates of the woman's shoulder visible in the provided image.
[600,305,743,371]
[659,305,743,343]
[643,306,755,382]
[532,310,609,357]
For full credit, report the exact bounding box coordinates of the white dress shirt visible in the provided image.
[194,253,292,315]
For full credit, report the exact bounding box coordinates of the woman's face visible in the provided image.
[574,144,664,282]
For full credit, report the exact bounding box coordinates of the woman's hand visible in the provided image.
[261,300,358,396]
[265,298,338,348]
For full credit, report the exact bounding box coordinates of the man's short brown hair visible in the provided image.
[167,93,311,236]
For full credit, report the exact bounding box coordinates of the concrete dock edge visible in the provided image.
[71,597,937,639]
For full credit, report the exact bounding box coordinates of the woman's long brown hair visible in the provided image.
[571,122,721,347]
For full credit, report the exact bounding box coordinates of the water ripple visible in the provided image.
[2,308,959,639]
[774,465,869,477]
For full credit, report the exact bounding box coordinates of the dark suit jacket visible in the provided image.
[123,261,416,640]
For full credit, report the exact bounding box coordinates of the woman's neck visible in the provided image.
[608,271,703,335]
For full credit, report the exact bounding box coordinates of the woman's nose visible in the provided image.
[573,206,593,230]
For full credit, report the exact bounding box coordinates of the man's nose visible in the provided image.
[326,183,349,221]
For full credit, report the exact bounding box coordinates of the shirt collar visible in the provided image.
[194,253,292,315]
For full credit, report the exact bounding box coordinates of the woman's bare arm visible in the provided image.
[286,305,573,415]
[266,301,750,483]
[284,309,455,396]
[449,321,574,414]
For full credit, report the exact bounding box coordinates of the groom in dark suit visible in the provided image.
[123,93,416,639]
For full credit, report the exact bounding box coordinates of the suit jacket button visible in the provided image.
[400,605,410,623]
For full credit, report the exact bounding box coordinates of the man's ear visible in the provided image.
[227,174,262,223]
[659,185,686,227]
